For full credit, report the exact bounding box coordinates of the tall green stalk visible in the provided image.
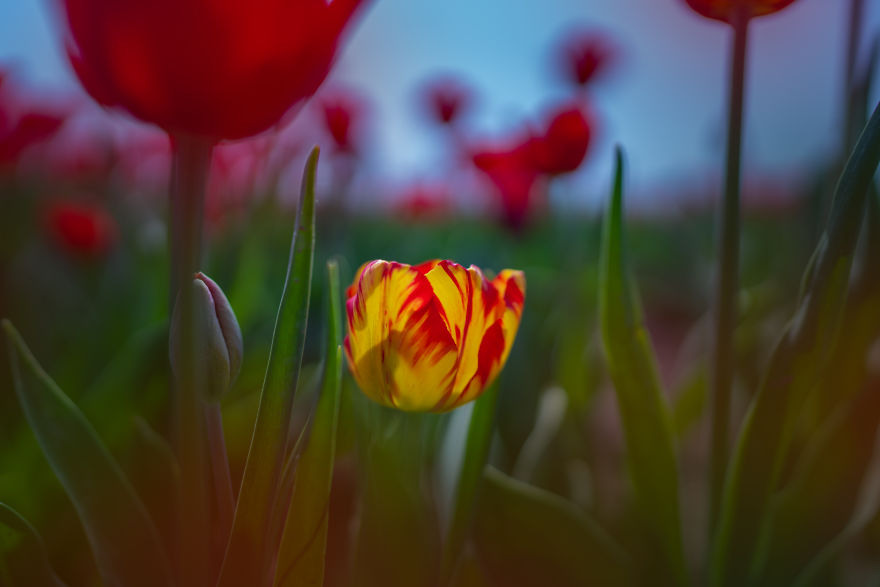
[168,135,214,586]
[709,6,749,536]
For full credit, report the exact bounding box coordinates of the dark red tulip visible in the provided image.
[422,77,472,126]
[557,31,615,88]
[45,199,118,257]
[0,111,67,166]
[684,0,799,23]
[528,103,592,176]
[61,0,368,141]
[395,182,450,220]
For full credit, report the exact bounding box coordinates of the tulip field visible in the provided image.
[2,0,880,586]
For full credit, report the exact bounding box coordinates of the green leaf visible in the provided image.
[439,384,499,586]
[472,467,632,587]
[217,147,319,586]
[755,389,880,585]
[710,102,880,586]
[273,260,344,587]
[2,320,173,587]
[0,502,66,587]
[597,148,688,586]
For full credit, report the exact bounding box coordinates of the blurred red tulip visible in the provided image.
[0,111,67,166]
[45,199,118,257]
[557,31,615,88]
[320,90,364,153]
[395,182,451,220]
[473,142,543,231]
[422,77,472,126]
[61,0,367,141]
[684,0,799,23]
[528,103,592,176]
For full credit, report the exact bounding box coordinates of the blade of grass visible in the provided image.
[2,320,174,587]
[710,101,880,586]
[472,467,632,587]
[0,502,67,587]
[598,148,688,586]
[217,148,319,587]
[273,260,343,587]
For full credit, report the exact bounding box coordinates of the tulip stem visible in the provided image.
[169,135,214,586]
[205,403,235,558]
[709,7,749,538]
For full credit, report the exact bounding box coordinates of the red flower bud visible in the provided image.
[422,77,472,126]
[557,31,615,88]
[60,0,368,141]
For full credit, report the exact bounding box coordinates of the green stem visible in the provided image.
[843,0,865,153]
[709,7,749,537]
[438,386,498,587]
[169,134,214,586]
[205,403,234,556]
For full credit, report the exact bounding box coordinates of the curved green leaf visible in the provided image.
[2,320,173,587]
[0,502,66,587]
[217,147,318,586]
[598,148,687,586]
[473,467,632,587]
[273,260,343,587]
[711,101,880,586]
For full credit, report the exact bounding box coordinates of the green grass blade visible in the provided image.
[273,260,343,587]
[2,320,173,587]
[711,101,880,586]
[439,384,499,586]
[472,467,632,587]
[0,502,67,587]
[217,148,319,586]
[598,148,688,586]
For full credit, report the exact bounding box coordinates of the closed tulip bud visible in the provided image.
[344,259,525,412]
[170,272,243,401]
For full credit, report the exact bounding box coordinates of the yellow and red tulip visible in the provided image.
[344,259,525,412]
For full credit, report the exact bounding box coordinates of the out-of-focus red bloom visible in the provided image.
[528,103,592,176]
[0,111,67,165]
[395,182,451,220]
[422,77,472,126]
[557,31,615,88]
[45,199,118,257]
[61,0,367,141]
[473,142,543,232]
[320,90,364,153]
[684,0,799,23]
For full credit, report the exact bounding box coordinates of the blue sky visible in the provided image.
[1,0,877,204]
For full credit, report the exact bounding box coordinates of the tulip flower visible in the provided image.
[45,199,118,257]
[421,77,472,126]
[684,0,799,23]
[170,272,243,401]
[320,90,365,154]
[473,141,543,231]
[556,30,615,88]
[60,0,367,141]
[345,259,525,412]
[528,103,592,176]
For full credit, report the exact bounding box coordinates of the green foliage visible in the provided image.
[3,320,173,587]
[0,502,65,587]
[218,148,319,586]
[598,148,688,586]
[273,261,344,587]
[472,467,632,587]
[711,102,880,586]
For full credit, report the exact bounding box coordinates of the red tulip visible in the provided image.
[61,0,367,141]
[320,90,364,153]
[557,31,615,88]
[683,0,799,23]
[422,77,472,126]
[473,141,543,231]
[528,103,592,176]
[45,199,118,257]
